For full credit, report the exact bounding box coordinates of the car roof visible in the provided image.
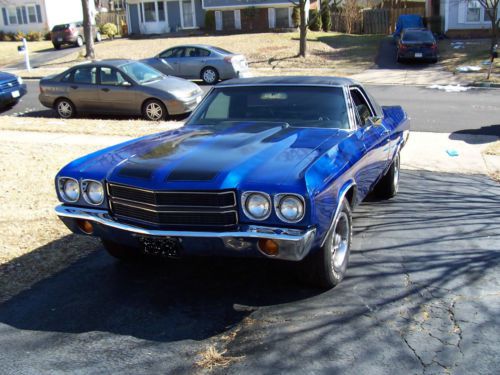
[73,59,136,68]
[166,44,231,52]
[217,76,358,87]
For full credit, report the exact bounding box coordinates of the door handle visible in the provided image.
[70,85,78,89]
[101,88,110,92]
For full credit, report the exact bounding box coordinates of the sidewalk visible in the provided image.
[1,129,498,178]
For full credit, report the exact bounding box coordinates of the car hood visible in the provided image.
[144,75,200,95]
[0,71,17,82]
[62,122,350,192]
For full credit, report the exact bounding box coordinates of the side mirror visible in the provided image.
[121,81,132,87]
[366,116,383,127]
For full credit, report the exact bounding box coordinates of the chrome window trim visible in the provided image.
[241,191,272,221]
[81,179,105,206]
[274,193,306,224]
[57,176,80,203]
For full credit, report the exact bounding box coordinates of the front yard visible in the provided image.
[0,40,54,67]
[30,32,384,75]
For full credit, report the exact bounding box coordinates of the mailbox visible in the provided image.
[17,45,25,53]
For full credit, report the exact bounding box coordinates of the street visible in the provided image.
[0,170,498,374]
[2,79,499,135]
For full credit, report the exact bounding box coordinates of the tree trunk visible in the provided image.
[299,1,307,57]
[81,0,95,59]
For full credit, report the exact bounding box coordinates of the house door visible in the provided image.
[181,0,194,28]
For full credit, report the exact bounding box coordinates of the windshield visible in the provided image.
[210,46,233,55]
[187,86,350,129]
[402,31,435,43]
[52,24,70,31]
[120,61,164,84]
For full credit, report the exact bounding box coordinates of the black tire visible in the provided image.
[95,31,102,42]
[102,239,142,261]
[75,36,83,47]
[142,99,167,121]
[55,98,76,119]
[53,43,61,50]
[375,152,400,199]
[201,67,219,84]
[300,198,352,289]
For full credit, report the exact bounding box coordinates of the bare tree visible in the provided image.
[81,0,95,59]
[477,0,499,51]
[343,0,360,34]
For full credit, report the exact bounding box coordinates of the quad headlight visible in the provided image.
[275,194,305,223]
[58,177,80,202]
[82,180,104,205]
[242,192,271,220]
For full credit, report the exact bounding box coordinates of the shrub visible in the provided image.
[0,30,6,41]
[308,9,322,31]
[321,3,332,32]
[204,10,215,31]
[44,31,51,40]
[292,7,300,28]
[26,31,43,41]
[13,31,26,41]
[100,22,118,38]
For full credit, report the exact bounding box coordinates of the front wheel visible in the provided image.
[375,152,400,199]
[201,67,219,84]
[75,36,83,47]
[300,198,352,289]
[143,99,167,121]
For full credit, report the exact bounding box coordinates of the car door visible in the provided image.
[350,87,391,198]
[67,65,99,111]
[151,47,184,76]
[97,66,137,114]
[178,47,211,79]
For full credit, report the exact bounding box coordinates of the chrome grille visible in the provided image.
[0,79,19,91]
[107,183,238,229]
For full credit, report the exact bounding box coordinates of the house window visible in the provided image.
[222,10,235,30]
[157,1,165,22]
[181,0,194,28]
[466,0,481,22]
[27,5,37,23]
[8,7,17,24]
[144,2,156,22]
[275,8,290,28]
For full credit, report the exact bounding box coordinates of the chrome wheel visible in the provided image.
[96,32,101,42]
[57,100,73,118]
[76,36,83,47]
[331,212,350,277]
[393,154,400,193]
[202,68,218,84]
[145,101,164,121]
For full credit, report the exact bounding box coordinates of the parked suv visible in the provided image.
[51,22,102,50]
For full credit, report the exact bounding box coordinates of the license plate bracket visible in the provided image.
[138,236,182,258]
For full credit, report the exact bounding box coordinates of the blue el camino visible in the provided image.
[54,76,410,288]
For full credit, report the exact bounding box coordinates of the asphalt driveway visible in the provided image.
[0,170,498,374]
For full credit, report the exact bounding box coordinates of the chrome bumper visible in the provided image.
[55,205,316,261]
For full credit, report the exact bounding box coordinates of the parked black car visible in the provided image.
[39,59,203,120]
[397,28,438,63]
[0,71,27,109]
[51,22,101,50]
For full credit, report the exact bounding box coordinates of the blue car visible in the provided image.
[54,76,410,288]
[0,71,27,108]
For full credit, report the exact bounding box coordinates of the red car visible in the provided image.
[51,22,101,50]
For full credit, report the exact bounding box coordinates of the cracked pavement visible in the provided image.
[0,170,499,374]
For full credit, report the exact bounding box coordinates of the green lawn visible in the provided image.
[0,40,54,67]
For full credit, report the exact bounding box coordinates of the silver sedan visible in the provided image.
[141,44,250,85]
[39,59,203,121]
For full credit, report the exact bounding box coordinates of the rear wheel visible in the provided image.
[95,31,102,42]
[375,152,400,199]
[53,43,61,50]
[102,239,142,261]
[55,98,76,119]
[300,198,352,289]
[143,99,167,121]
[75,36,83,47]
[201,67,219,84]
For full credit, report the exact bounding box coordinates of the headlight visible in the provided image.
[17,76,23,85]
[82,180,104,205]
[242,192,271,220]
[58,177,80,202]
[276,194,305,223]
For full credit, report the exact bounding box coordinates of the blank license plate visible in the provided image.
[415,53,423,58]
[138,236,182,258]
[11,90,20,98]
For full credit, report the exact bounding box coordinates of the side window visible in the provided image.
[99,67,127,86]
[184,47,198,58]
[73,67,97,84]
[160,47,183,58]
[204,92,230,120]
[197,48,210,57]
[350,88,373,126]
[61,71,73,82]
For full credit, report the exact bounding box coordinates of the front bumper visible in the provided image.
[167,94,202,115]
[56,205,316,261]
[0,84,27,106]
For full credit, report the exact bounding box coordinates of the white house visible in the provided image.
[0,0,96,34]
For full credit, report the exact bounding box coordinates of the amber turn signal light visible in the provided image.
[76,219,94,235]
[258,239,279,256]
